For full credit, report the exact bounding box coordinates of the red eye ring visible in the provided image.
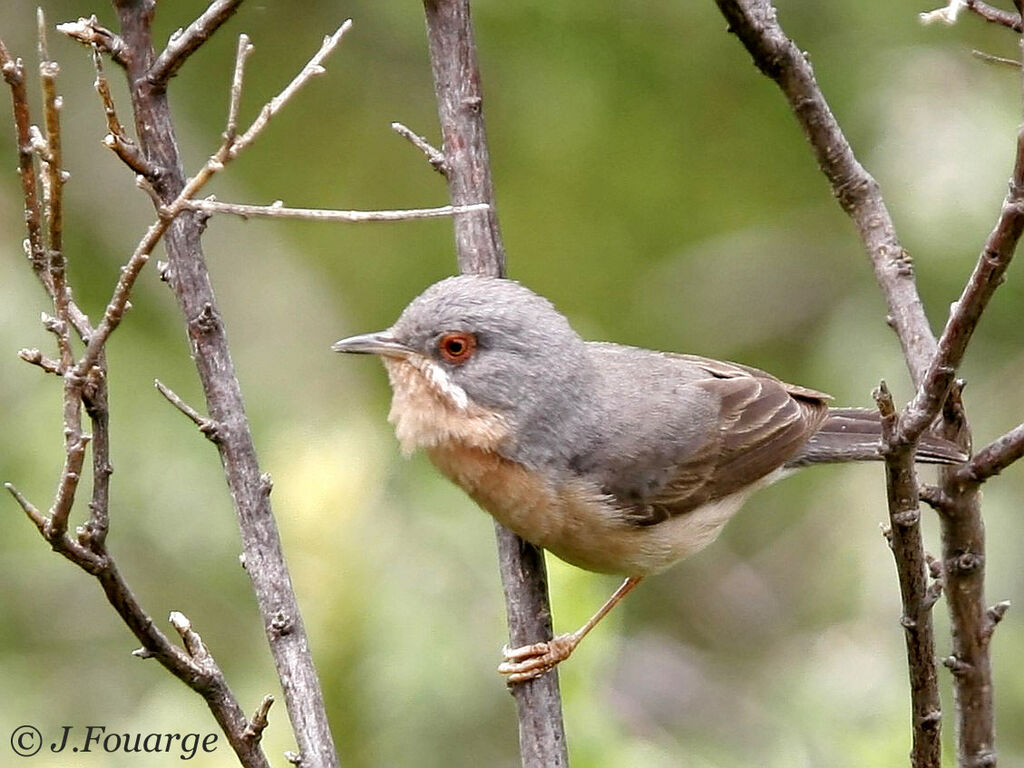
[438,332,477,364]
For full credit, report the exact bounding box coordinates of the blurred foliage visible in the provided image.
[2,1,1023,766]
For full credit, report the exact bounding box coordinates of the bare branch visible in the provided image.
[0,38,47,280]
[391,120,447,174]
[229,20,353,160]
[18,347,63,375]
[226,34,254,144]
[91,47,157,178]
[4,482,49,533]
[971,49,1022,67]
[956,422,1024,484]
[918,484,956,514]
[714,0,937,385]
[185,198,490,222]
[73,19,354,384]
[110,4,346,764]
[898,123,1024,444]
[155,379,221,442]
[965,0,1023,31]
[871,381,943,767]
[148,0,245,87]
[422,2,567,766]
[37,9,74,375]
[56,16,129,68]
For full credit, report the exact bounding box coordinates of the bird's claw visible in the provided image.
[498,633,578,684]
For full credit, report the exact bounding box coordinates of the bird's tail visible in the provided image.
[787,408,968,467]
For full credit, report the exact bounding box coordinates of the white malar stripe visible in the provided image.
[418,358,470,411]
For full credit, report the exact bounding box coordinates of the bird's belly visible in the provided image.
[426,444,747,576]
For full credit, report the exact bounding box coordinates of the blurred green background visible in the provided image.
[2,1,1023,766]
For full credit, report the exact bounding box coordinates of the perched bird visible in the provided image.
[333,275,964,682]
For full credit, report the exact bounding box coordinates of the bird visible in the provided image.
[332,274,965,683]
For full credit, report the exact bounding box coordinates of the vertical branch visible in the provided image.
[716,2,1024,766]
[930,116,1024,768]
[712,3,946,764]
[422,0,507,277]
[876,384,944,768]
[421,2,570,766]
[109,3,339,766]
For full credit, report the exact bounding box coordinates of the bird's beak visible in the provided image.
[331,331,414,359]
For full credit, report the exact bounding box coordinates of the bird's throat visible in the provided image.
[382,357,509,455]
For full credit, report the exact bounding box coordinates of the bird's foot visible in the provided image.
[498,633,578,684]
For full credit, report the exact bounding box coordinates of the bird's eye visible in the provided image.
[438,332,476,364]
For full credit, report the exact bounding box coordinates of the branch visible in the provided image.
[184,198,489,222]
[72,20,354,385]
[56,15,129,68]
[966,0,1023,31]
[874,382,944,768]
[714,0,938,385]
[2,22,271,767]
[148,0,245,87]
[111,4,346,765]
[897,125,1024,445]
[91,46,158,178]
[0,38,47,281]
[956,422,1024,484]
[391,120,447,174]
[227,20,353,160]
[155,378,222,442]
[421,2,568,766]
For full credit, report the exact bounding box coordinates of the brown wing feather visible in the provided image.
[629,358,830,525]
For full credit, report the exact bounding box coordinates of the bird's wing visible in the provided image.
[623,355,830,525]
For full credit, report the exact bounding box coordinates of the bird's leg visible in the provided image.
[498,576,643,684]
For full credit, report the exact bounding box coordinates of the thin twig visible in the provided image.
[170,611,212,661]
[73,19,356,385]
[185,198,490,222]
[0,38,47,280]
[55,16,129,67]
[897,120,1024,443]
[392,120,447,174]
[91,47,157,178]
[18,347,63,375]
[229,20,353,160]
[971,48,1022,67]
[225,34,254,144]
[155,379,221,441]
[4,482,49,533]
[37,10,74,377]
[148,0,245,87]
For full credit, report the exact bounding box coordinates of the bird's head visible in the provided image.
[333,275,591,461]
